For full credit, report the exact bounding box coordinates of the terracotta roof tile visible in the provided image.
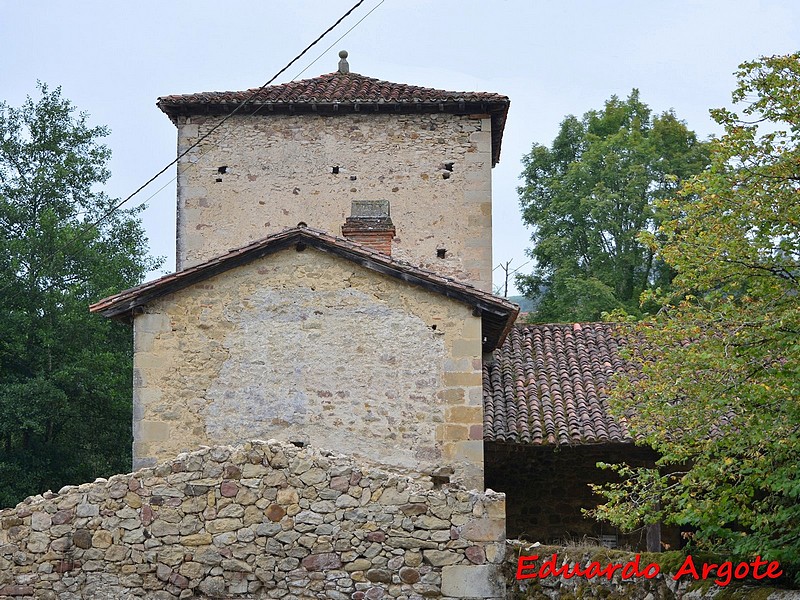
[483,323,637,445]
[156,72,510,165]
[158,72,508,106]
[90,227,519,352]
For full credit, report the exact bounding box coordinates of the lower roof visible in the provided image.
[90,227,519,352]
[483,323,636,446]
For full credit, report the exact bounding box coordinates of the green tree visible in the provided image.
[517,90,709,322]
[592,54,800,581]
[0,84,160,507]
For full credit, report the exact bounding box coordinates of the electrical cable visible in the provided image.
[140,0,387,276]
[96,0,369,224]
[0,0,378,298]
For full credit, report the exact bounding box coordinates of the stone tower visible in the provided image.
[90,55,517,490]
[157,52,509,291]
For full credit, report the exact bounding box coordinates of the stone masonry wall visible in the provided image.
[174,113,494,291]
[133,247,485,489]
[0,441,506,599]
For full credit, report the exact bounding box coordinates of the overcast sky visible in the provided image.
[3,1,799,295]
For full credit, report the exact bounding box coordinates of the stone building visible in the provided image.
[92,52,517,495]
[157,51,508,292]
[92,53,661,554]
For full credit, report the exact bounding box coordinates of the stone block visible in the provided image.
[133,327,157,354]
[136,420,170,443]
[461,518,505,542]
[422,549,461,566]
[436,424,468,441]
[443,372,483,387]
[179,124,199,139]
[132,386,162,409]
[467,387,484,406]
[469,130,491,144]
[469,424,483,440]
[443,440,483,464]
[437,388,465,404]
[301,552,342,571]
[451,338,480,359]
[136,312,171,335]
[180,186,208,201]
[445,406,483,425]
[463,148,489,164]
[441,564,504,598]
[30,511,51,531]
[461,317,482,341]
[465,236,492,248]
[205,518,241,534]
[484,497,505,520]
[444,357,471,372]
[468,213,491,228]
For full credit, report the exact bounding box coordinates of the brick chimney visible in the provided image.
[341,200,396,255]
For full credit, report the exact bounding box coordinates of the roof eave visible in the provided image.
[90,228,518,349]
[156,99,510,166]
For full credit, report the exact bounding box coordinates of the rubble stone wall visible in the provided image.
[133,248,485,490]
[0,441,505,600]
[174,113,494,291]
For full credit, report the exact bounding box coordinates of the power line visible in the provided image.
[158,0,388,237]
[97,0,370,224]
[0,0,378,298]
[289,0,386,82]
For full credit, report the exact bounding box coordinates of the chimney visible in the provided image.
[341,200,396,256]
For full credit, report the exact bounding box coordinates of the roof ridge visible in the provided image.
[91,226,519,351]
[157,71,509,104]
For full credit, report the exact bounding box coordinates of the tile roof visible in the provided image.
[158,72,509,105]
[157,72,510,165]
[483,323,638,446]
[90,227,519,352]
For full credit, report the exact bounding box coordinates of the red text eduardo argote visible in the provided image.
[516,553,782,587]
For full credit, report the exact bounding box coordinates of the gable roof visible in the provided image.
[91,227,519,352]
[483,323,636,446]
[157,71,510,166]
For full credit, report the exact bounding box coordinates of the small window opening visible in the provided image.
[443,162,454,171]
[431,466,453,489]
[215,178,223,183]
[437,248,447,259]
[430,324,437,330]
[217,166,228,174]
[431,475,449,489]
[297,221,308,228]
[441,171,451,180]
[332,166,340,174]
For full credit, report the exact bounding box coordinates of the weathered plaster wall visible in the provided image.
[0,441,506,599]
[175,113,493,291]
[133,248,485,489]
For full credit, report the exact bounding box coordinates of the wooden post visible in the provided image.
[646,521,661,552]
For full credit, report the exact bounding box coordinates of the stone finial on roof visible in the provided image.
[338,50,349,74]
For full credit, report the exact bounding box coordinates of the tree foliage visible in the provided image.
[0,84,160,507]
[592,54,800,581]
[517,90,709,321]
